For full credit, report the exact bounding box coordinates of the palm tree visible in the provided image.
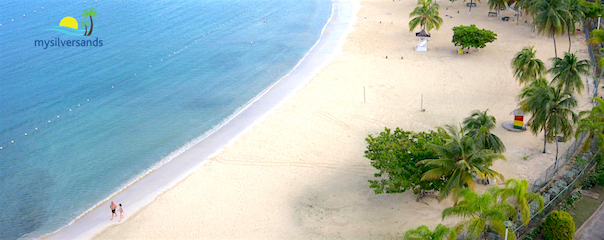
[576,97,604,151]
[511,46,547,85]
[565,0,585,52]
[409,0,444,33]
[549,52,592,94]
[81,21,89,36]
[518,82,578,164]
[588,29,604,45]
[530,0,570,58]
[463,109,506,153]
[491,178,544,225]
[82,8,98,36]
[488,0,508,17]
[418,125,506,202]
[442,188,516,240]
[404,224,456,240]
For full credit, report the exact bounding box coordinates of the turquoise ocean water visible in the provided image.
[0,0,331,239]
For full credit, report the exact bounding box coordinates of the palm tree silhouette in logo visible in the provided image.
[82,8,98,36]
[81,21,90,36]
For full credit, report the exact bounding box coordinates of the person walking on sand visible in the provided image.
[110,201,117,220]
[119,204,125,222]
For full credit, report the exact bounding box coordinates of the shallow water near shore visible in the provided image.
[0,0,331,238]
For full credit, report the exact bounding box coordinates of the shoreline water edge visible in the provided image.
[43,0,356,239]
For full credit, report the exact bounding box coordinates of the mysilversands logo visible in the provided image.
[35,8,104,49]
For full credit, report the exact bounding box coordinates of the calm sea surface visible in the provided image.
[0,0,331,238]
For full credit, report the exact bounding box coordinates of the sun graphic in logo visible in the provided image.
[59,17,78,29]
[45,8,97,36]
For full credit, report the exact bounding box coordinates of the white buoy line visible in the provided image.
[1,1,269,151]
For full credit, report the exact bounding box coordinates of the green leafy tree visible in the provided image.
[491,178,544,225]
[418,125,505,202]
[409,0,444,33]
[518,80,578,163]
[82,8,98,36]
[549,52,592,94]
[542,210,575,240]
[442,188,517,240]
[576,97,604,151]
[452,25,497,52]
[463,109,506,153]
[404,224,456,240]
[530,0,570,58]
[581,0,604,20]
[511,46,547,85]
[80,21,89,36]
[366,128,446,197]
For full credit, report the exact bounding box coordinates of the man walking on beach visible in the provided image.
[110,201,118,220]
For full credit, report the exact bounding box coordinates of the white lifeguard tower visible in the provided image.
[415,29,430,52]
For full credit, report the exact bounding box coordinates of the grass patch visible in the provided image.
[569,186,604,229]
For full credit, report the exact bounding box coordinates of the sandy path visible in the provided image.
[94,0,594,239]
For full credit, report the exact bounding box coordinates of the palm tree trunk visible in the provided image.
[469,0,473,15]
[87,16,93,36]
[83,26,88,36]
[543,133,547,153]
[553,33,558,58]
[568,28,572,52]
[555,139,559,169]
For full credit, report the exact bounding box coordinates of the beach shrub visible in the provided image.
[542,210,575,240]
[451,24,497,52]
[560,191,582,211]
[366,128,446,195]
[403,224,454,240]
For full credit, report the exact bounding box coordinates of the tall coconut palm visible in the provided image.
[82,8,98,36]
[549,52,592,94]
[463,109,506,153]
[518,82,578,164]
[530,0,570,58]
[565,0,585,52]
[418,125,506,202]
[442,188,517,240]
[491,178,544,225]
[511,46,547,85]
[576,97,604,151]
[409,0,444,33]
[80,21,89,36]
[404,224,456,240]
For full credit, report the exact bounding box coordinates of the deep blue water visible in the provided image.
[0,0,331,239]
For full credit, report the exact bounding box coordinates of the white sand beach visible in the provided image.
[92,0,595,239]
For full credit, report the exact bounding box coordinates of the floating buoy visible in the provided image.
[41,7,44,10]
[25,133,27,135]
[35,128,38,130]
[34,10,36,13]
[84,1,86,3]
[69,109,72,111]
[48,120,51,122]
[87,99,89,101]
[12,19,14,22]
[78,104,80,106]
[57,115,60,118]
[23,14,25,17]
[161,59,163,61]
[11,140,14,143]
[112,86,114,88]
[149,65,151,67]
[0,24,3,27]
[0,147,3,150]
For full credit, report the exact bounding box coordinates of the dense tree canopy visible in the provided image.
[452,25,497,52]
[366,128,446,195]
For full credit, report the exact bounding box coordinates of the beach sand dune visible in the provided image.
[94,0,594,239]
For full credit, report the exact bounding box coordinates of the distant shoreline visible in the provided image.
[44,0,354,239]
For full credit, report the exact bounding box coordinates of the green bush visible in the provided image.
[542,210,575,240]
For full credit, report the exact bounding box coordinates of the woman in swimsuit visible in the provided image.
[119,204,125,222]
